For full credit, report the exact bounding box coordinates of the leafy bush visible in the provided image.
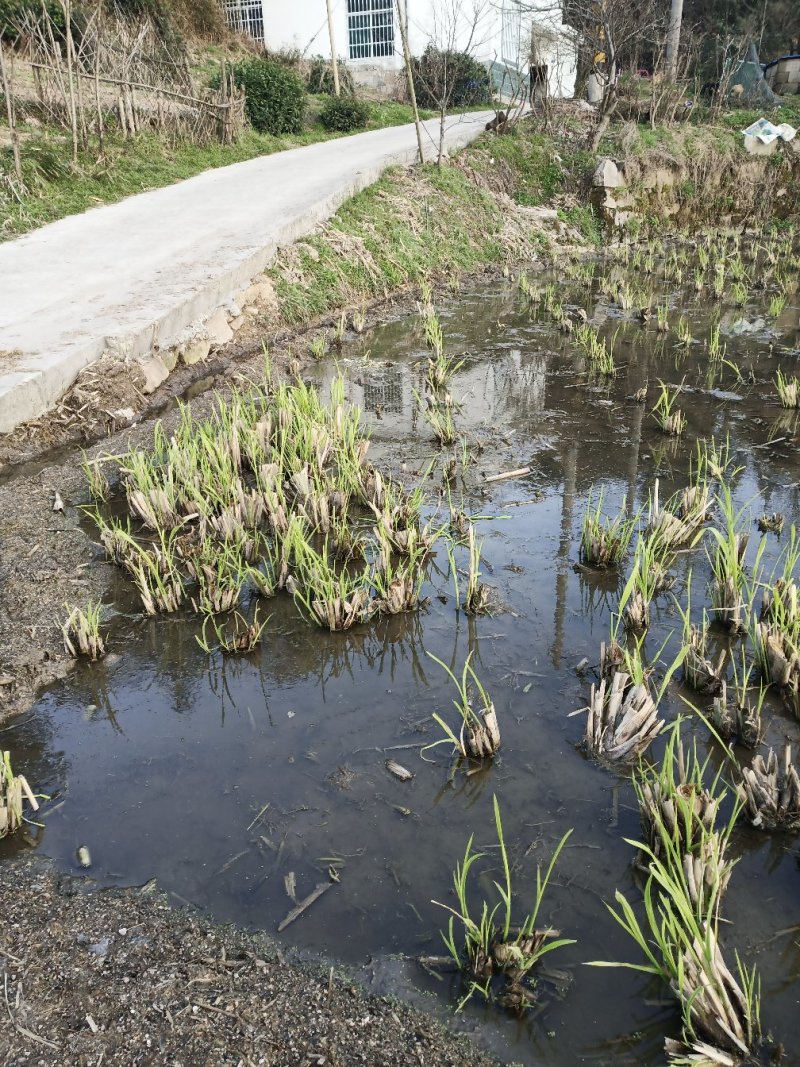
[307,55,355,96]
[319,96,370,132]
[227,58,306,135]
[411,46,490,110]
[0,0,64,38]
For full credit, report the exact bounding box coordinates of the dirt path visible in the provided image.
[0,855,495,1066]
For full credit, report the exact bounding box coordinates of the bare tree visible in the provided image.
[411,0,495,166]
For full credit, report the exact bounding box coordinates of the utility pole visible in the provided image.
[325,0,341,95]
[665,0,684,81]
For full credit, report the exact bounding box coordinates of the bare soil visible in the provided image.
[0,855,495,1066]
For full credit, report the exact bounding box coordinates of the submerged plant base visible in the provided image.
[737,744,800,831]
[582,671,662,762]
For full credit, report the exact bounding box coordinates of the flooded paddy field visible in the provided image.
[2,232,800,1065]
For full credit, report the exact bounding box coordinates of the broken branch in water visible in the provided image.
[277,881,333,933]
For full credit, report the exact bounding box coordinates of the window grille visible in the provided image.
[501,1,521,64]
[223,0,265,45]
[347,0,395,60]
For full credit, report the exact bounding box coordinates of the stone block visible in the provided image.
[592,157,625,189]
[160,346,179,373]
[205,308,234,348]
[137,352,169,394]
[179,336,212,366]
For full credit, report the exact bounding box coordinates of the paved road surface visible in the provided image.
[0,112,493,433]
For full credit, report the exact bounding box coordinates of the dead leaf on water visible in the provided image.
[385,759,413,781]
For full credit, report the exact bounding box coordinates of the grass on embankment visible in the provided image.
[267,124,592,328]
[0,99,433,240]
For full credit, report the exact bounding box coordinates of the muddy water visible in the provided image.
[3,260,800,1065]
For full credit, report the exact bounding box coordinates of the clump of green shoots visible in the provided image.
[413,388,456,446]
[651,381,685,436]
[593,762,761,1064]
[465,524,492,615]
[634,719,738,919]
[579,635,685,763]
[620,533,672,632]
[82,453,111,503]
[676,315,692,347]
[730,281,748,307]
[707,322,726,363]
[434,795,573,1011]
[421,303,444,360]
[426,650,501,760]
[676,584,725,695]
[712,648,765,748]
[579,489,636,569]
[706,485,763,633]
[753,526,800,699]
[572,323,616,376]
[775,368,799,408]
[768,292,786,317]
[61,601,106,660]
[1,751,39,839]
[291,538,374,631]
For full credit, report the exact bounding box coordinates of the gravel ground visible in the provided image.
[0,856,496,1066]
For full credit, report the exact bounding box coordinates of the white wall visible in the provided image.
[259,1,575,98]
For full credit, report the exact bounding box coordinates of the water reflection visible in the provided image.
[4,270,800,1066]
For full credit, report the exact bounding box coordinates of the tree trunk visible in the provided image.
[665,0,684,81]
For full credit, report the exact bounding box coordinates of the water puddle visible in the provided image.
[3,245,800,1065]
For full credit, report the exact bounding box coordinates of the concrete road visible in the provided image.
[0,111,494,434]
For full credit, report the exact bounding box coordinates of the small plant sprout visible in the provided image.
[197,607,269,655]
[655,303,669,333]
[61,601,106,660]
[706,484,763,633]
[651,381,685,436]
[579,489,636,568]
[676,315,693,347]
[757,512,784,534]
[465,524,492,615]
[707,321,726,363]
[1,751,39,839]
[434,795,574,1011]
[716,648,766,748]
[332,310,347,345]
[676,585,725,694]
[775,368,799,408]
[309,335,329,361]
[82,452,111,502]
[730,280,748,307]
[768,292,786,317]
[426,650,500,760]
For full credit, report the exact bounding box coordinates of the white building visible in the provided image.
[223,1,576,100]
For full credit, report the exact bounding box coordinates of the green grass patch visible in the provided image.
[269,159,525,328]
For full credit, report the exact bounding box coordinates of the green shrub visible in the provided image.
[227,58,306,135]
[319,96,370,132]
[411,46,490,110]
[0,0,64,38]
[307,55,355,96]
